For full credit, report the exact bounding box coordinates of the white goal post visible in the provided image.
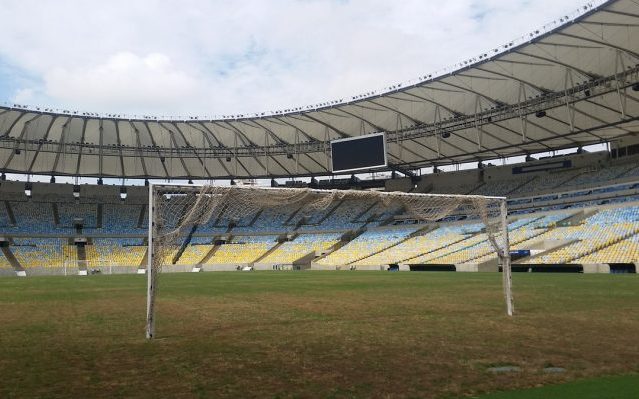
[145,183,513,339]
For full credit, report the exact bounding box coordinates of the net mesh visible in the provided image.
[146,185,512,337]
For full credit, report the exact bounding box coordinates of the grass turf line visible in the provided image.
[472,374,639,399]
[0,271,637,398]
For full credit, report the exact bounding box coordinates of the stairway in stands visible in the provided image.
[253,235,291,264]
[199,236,230,265]
[348,225,433,265]
[76,243,87,272]
[4,201,16,225]
[1,246,24,273]
[171,225,198,264]
[96,204,103,228]
[137,205,147,229]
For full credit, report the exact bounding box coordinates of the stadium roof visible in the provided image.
[1,0,639,180]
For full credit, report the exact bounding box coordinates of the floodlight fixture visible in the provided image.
[119,186,128,201]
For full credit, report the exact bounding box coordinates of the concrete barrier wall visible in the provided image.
[26,267,80,276]
[22,265,142,276]
[0,268,17,277]
[162,264,194,273]
[0,262,616,276]
[455,263,499,272]
[311,263,403,271]
[311,264,339,271]
[253,263,275,271]
[254,263,311,271]
[582,263,611,274]
[106,266,140,274]
[253,263,288,270]
[201,263,247,271]
[352,264,386,271]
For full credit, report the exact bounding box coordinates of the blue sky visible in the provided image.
[0,0,591,118]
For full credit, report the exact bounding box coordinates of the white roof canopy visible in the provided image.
[1,0,639,179]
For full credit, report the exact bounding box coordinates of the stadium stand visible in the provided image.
[471,177,535,197]
[288,202,340,228]
[575,233,639,264]
[317,227,419,266]
[93,204,145,234]
[259,233,342,264]
[203,235,278,265]
[3,151,639,274]
[176,243,212,265]
[0,202,11,228]
[10,201,55,233]
[363,202,404,227]
[406,233,487,265]
[232,205,301,234]
[11,239,76,269]
[57,202,97,229]
[0,251,13,270]
[298,199,374,231]
[353,226,471,266]
[197,207,262,234]
[86,238,146,267]
[521,207,639,264]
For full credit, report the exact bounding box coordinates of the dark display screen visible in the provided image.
[331,133,387,173]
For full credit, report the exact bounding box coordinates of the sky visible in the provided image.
[0,0,593,119]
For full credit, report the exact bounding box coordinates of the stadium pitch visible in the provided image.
[0,272,637,398]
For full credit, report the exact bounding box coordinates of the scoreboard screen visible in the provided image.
[330,133,387,173]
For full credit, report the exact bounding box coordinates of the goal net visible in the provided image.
[146,184,512,339]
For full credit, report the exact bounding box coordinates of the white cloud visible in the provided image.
[11,87,35,104]
[0,0,589,116]
[44,52,200,115]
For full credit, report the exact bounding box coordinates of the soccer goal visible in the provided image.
[145,184,513,339]
[63,260,114,276]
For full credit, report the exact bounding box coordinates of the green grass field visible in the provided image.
[0,271,637,398]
